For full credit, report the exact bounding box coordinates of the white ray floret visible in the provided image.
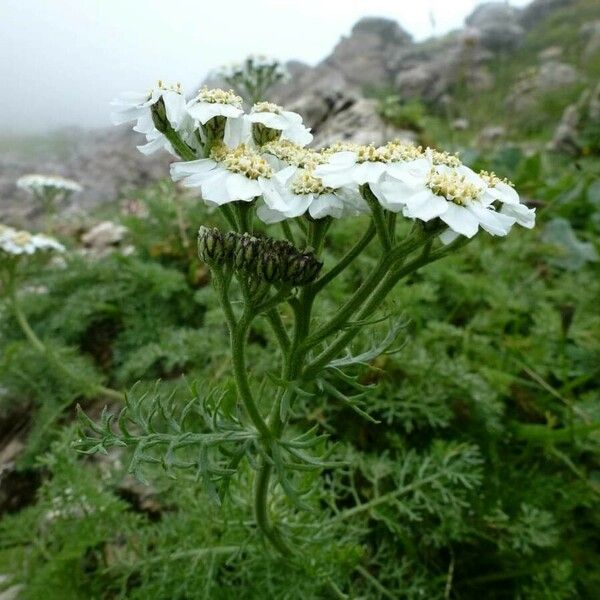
[110,81,189,156]
[170,144,277,206]
[257,166,367,224]
[247,102,313,147]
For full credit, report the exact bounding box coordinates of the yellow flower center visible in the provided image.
[479,170,514,188]
[195,87,243,107]
[252,101,283,114]
[356,144,390,163]
[428,148,462,168]
[427,170,482,205]
[261,140,325,168]
[11,231,33,246]
[290,170,332,195]
[384,140,424,162]
[156,80,183,94]
[212,144,274,180]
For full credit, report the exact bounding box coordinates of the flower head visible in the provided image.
[171,143,276,206]
[0,227,65,256]
[186,87,244,124]
[247,102,313,147]
[110,81,190,156]
[258,165,366,224]
[17,174,82,194]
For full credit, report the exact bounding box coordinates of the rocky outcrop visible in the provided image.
[551,82,600,154]
[466,2,525,52]
[519,0,573,28]
[505,61,582,114]
[323,18,412,88]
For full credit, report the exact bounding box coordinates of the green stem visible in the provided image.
[265,309,290,353]
[311,221,375,293]
[361,185,392,251]
[304,236,466,376]
[300,228,430,352]
[7,280,123,402]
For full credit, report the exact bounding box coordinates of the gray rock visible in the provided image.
[551,82,600,154]
[466,2,525,52]
[478,125,507,145]
[520,0,573,28]
[81,220,128,249]
[324,17,412,88]
[506,61,582,114]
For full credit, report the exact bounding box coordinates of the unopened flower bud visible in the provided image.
[257,250,283,283]
[198,226,227,264]
[234,233,259,270]
[151,97,169,134]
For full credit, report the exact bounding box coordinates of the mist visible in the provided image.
[1,0,531,134]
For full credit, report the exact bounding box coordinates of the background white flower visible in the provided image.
[17,174,82,194]
[0,228,65,256]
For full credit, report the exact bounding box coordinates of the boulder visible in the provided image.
[580,21,600,62]
[81,221,128,249]
[506,61,582,114]
[465,2,524,52]
[324,17,412,88]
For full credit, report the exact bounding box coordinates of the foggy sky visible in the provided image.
[1,0,531,134]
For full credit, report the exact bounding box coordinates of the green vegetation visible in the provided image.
[1,142,599,598]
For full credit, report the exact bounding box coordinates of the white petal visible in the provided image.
[201,170,233,204]
[224,116,251,147]
[225,173,261,201]
[282,124,313,146]
[501,203,536,228]
[309,193,344,219]
[257,203,287,224]
[170,159,217,182]
[403,190,449,221]
[439,203,479,237]
[467,204,514,236]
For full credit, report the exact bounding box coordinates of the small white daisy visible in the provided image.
[257,166,366,224]
[0,228,65,256]
[170,143,276,206]
[247,102,313,147]
[17,174,82,194]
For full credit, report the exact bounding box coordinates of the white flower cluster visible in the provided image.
[0,224,65,257]
[112,85,535,240]
[17,174,83,194]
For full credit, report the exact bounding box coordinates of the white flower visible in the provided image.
[0,228,65,256]
[259,139,324,173]
[257,166,366,224]
[186,87,244,125]
[110,81,189,156]
[17,174,82,194]
[170,144,276,206]
[315,141,425,188]
[371,163,516,239]
[247,102,312,147]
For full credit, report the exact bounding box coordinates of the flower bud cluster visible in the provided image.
[198,226,322,286]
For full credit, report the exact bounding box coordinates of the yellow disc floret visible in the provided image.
[290,170,332,196]
[261,140,325,168]
[427,169,482,205]
[384,140,424,162]
[427,148,462,168]
[213,144,274,180]
[252,101,283,114]
[195,87,243,107]
[479,170,514,188]
[356,144,391,163]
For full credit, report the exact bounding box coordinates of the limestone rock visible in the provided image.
[466,2,525,52]
[81,221,128,249]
